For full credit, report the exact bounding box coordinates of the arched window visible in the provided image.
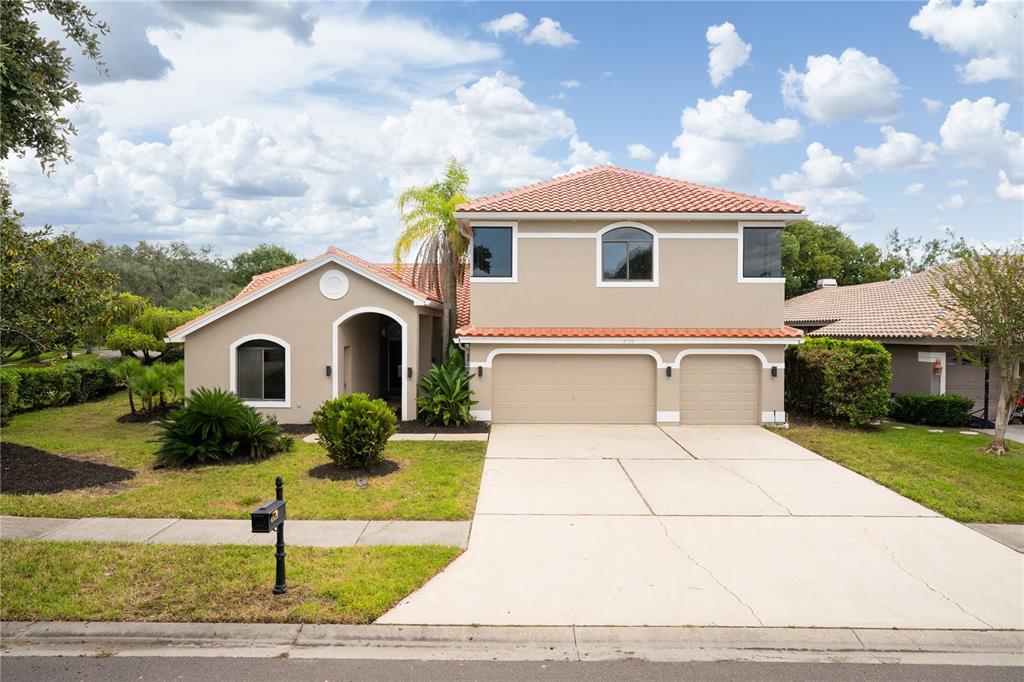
[236,339,287,402]
[601,226,654,282]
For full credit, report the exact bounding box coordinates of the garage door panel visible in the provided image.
[680,355,759,425]
[492,355,655,424]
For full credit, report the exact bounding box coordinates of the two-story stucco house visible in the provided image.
[168,166,806,425]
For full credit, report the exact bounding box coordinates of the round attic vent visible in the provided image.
[319,269,349,299]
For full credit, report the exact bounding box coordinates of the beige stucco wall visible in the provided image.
[338,314,379,395]
[469,220,784,328]
[183,261,439,423]
[464,341,789,423]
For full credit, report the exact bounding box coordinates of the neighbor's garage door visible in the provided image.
[491,355,656,423]
[679,355,759,425]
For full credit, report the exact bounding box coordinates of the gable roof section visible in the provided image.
[166,247,446,341]
[457,165,804,215]
[784,268,965,339]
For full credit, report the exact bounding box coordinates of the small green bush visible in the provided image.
[0,358,120,416]
[416,349,477,426]
[312,393,396,469]
[154,387,292,467]
[0,370,20,426]
[891,393,974,427]
[786,338,892,426]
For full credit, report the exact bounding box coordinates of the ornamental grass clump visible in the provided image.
[312,393,396,469]
[154,387,293,467]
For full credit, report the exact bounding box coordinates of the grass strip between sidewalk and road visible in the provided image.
[783,420,1024,524]
[0,393,485,520]
[0,540,459,624]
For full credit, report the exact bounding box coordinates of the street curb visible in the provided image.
[2,621,1021,665]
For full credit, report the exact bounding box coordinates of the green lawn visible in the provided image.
[0,540,459,624]
[0,393,486,520]
[783,420,1024,523]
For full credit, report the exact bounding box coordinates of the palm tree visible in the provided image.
[394,157,470,360]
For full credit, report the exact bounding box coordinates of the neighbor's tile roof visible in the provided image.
[456,326,804,339]
[167,247,470,338]
[457,165,804,215]
[784,268,967,339]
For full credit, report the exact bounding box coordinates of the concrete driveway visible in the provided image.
[381,425,1023,629]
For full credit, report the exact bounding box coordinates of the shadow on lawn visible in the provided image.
[307,459,400,481]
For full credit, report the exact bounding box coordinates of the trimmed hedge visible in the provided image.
[0,357,121,423]
[891,392,974,427]
[786,337,892,426]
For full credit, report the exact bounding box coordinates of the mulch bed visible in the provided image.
[0,443,135,494]
[280,423,315,436]
[116,403,179,423]
[396,419,490,434]
[308,459,400,482]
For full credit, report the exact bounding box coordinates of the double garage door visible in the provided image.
[490,354,759,424]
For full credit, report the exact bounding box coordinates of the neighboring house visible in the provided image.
[784,270,1002,420]
[168,165,806,425]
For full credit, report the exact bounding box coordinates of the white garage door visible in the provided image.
[491,354,656,424]
[679,355,759,425]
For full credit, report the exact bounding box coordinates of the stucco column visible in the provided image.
[656,361,679,423]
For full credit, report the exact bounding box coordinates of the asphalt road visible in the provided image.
[2,657,1020,681]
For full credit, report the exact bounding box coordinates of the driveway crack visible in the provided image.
[710,461,794,516]
[654,515,765,626]
[877,538,992,628]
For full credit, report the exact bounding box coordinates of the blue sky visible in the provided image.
[7,1,1023,260]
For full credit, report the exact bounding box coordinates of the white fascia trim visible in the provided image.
[470,409,492,421]
[917,351,947,395]
[674,348,771,369]
[595,222,659,288]
[168,253,433,341]
[332,307,410,421]
[471,347,672,369]
[656,410,680,423]
[455,211,807,222]
[737,221,788,285]
[468,221,518,284]
[229,334,291,408]
[457,336,801,346]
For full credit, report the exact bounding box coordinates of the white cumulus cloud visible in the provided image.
[922,97,944,114]
[770,143,873,227]
[909,0,1023,85]
[997,170,1024,200]
[938,194,966,210]
[560,79,581,88]
[483,12,528,37]
[655,90,802,184]
[940,97,1024,198]
[903,182,926,196]
[781,48,901,123]
[525,17,577,47]
[706,22,751,87]
[853,126,939,171]
[627,143,655,160]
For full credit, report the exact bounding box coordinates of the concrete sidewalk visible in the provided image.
[0,516,470,547]
[1,621,1021,666]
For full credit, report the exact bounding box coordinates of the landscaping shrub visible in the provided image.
[0,358,120,417]
[109,358,184,415]
[312,393,396,468]
[416,347,477,426]
[786,338,892,426]
[891,393,974,427]
[154,387,292,466]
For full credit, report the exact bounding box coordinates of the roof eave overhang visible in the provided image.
[455,336,803,345]
[455,211,807,222]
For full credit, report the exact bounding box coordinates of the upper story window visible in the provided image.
[742,227,782,279]
[236,339,287,402]
[472,226,514,279]
[601,226,654,282]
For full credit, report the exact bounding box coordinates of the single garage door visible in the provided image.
[679,355,759,425]
[491,354,656,423]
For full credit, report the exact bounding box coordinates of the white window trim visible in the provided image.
[331,306,410,421]
[596,222,659,288]
[229,334,291,408]
[469,221,518,283]
[917,351,947,395]
[737,221,786,284]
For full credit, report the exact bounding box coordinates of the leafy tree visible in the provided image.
[230,244,298,286]
[393,157,470,358]
[933,244,1024,455]
[98,241,237,308]
[1,185,116,358]
[782,221,903,298]
[883,228,951,277]
[104,305,200,362]
[105,325,165,360]
[1,0,108,173]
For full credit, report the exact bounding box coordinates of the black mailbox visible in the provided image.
[250,498,286,533]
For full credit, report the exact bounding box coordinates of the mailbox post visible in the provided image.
[250,476,287,595]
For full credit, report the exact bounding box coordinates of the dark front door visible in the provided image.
[385,323,402,394]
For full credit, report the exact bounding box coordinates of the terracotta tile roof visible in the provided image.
[167,247,468,339]
[784,268,967,339]
[456,326,804,339]
[457,165,804,215]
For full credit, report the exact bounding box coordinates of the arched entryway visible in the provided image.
[332,307,409,420]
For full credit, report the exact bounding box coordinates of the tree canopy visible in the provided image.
[230,243,298,286]
[97,241,238,309]
[782,221,904,298]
